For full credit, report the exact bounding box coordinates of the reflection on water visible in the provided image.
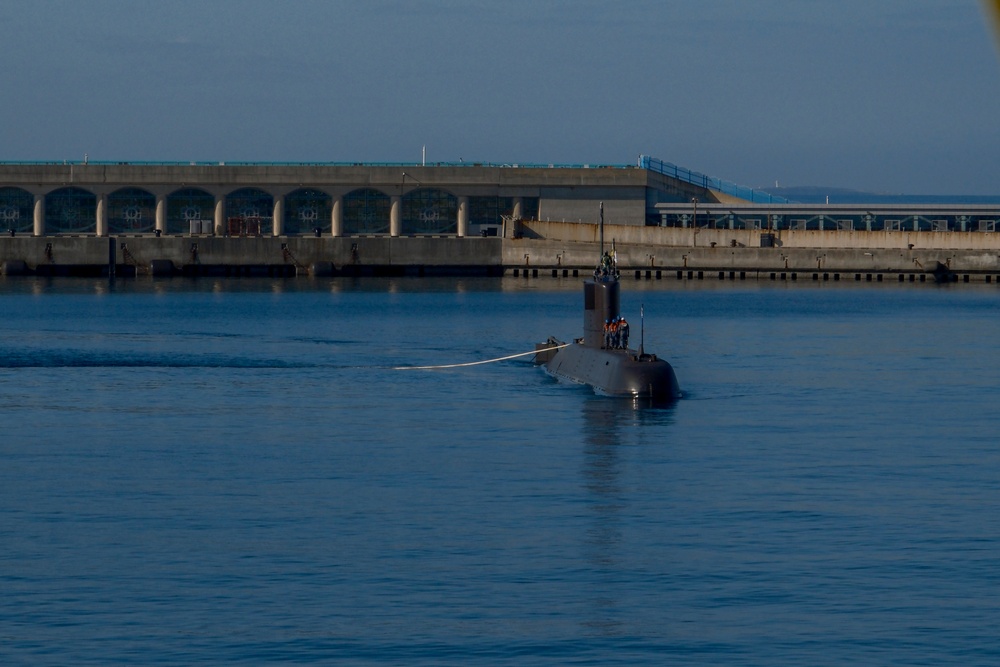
[579,396,677,635]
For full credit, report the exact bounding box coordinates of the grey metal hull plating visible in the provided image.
[544,342,680,399]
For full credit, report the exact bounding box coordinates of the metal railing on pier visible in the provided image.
[640,155,789,204]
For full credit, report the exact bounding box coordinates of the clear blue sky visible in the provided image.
[2,0,998,194]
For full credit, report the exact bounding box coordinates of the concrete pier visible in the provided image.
[0,236,505,278]
[504,221,1000,282]
[1,229,999,283]
[0,157,996,283]
[0,161,692,238]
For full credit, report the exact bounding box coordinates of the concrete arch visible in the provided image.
[167,187,215,235]
[225,187,273,236]
[108,187,156,234]
[343,188,391,235]
[45,186,96,234]
[0,186,34,234]
[402,187,457,235]
[285,188,332,235]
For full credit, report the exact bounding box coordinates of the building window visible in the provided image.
[522,197,540,220]
[108,187,156,234]
[0,187,34,234]
[167,188,215,235]
[402,188,457,235]
[225,188,274,236]
[343,188,390,234]
[45,187,96,234]
[469,196,513,226]
[285,189,331,235]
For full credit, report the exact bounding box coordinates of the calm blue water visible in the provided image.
[2,276,999,665]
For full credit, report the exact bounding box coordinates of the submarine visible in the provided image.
[534,207,681,400]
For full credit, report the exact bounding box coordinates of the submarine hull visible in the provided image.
[542,341,680,399]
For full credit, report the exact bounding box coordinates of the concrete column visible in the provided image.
[273,197,283,236]
[457,195,468,237]
[390,196,401,237]
[96,195,107,237]
[155,195,166,235]
[214,197,224,236]
[331,196,343,237]
[33,195,45,236]
[506,197,524,239]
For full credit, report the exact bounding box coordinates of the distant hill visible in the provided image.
[762,186,1000,205]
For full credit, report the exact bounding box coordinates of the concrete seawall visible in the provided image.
[2,225,999,283]
[0,237,504,277]
[504,220,1000,283]
[504,238,1000,283]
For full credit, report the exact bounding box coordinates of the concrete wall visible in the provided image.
[0,163,675,236]
[2,234,997,278]
[538,187,647,226]
[519,219,1000,251]
[502,238,1000,275]
[0,237,112,268]
[0,163,655,195]
[0,236,502,275]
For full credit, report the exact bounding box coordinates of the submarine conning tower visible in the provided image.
[583,276,620,348]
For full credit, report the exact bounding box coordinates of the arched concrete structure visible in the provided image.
[0,158,790,239]
[167,187,215,235]
[285,188,332,236]
[0,186,34,235]
[343,188,391,235]
[225,188,273,237]
[457,196,468,237]
[390,196,401,237]
[107,187,156,234]
[402,188,457,235]
[331,196,343,237]
[34,194,44,236]
[45,187,97,234]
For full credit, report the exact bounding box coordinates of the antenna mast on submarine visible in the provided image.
[599,201,604,257]
[640,303,645,357]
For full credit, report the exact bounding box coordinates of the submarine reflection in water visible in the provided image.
[535,262,680,400]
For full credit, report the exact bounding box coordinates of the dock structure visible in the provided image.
[0,157,729,239]
[1,157,998,282]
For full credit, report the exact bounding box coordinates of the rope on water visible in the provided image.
[393,343,572,370]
